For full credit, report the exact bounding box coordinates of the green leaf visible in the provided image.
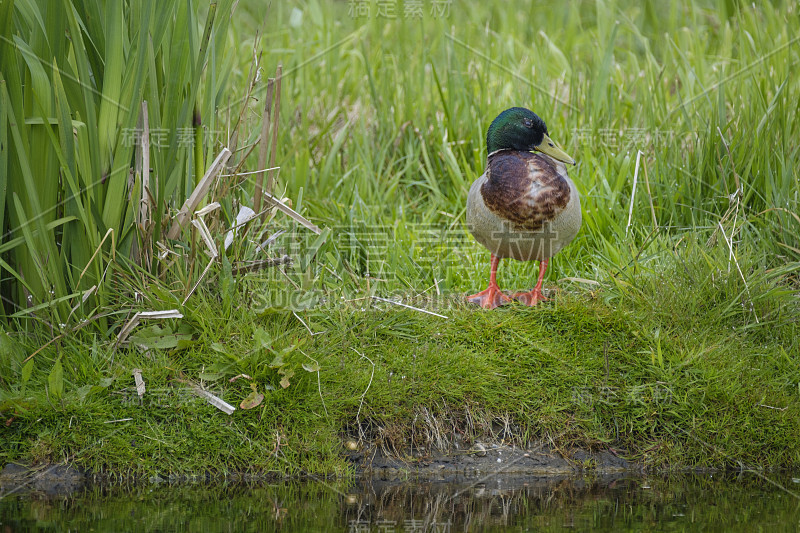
[253,327,272,350]
[220,252,233,308]
[0,329,26,378]
[269,353,285,369]
[129,324,194,351]
[76,384,107,402]
[210,342,228,353]
[96,0,124,173]
[302,362,321,373]
[210,342,238,362]
[240,389,264,410]
[48,358,64,400]
[175,337,197,350]
[300,226,332,271]
[21,359,34,384]
[288,290,322,312]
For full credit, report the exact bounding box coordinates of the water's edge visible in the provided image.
[0,442,693,497]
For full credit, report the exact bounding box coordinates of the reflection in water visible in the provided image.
[1,473,799,531]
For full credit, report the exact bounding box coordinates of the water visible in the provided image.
[1,473,798,531]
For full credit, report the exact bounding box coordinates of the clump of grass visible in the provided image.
[0,0,240,330]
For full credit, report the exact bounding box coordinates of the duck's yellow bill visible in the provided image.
[535,134,575,165]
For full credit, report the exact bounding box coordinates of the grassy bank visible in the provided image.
[1,0,799,477]
[2,237,799,476]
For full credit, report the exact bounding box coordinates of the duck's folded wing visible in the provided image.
[481,151,572,230]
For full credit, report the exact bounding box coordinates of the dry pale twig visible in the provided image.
[641,154,658,231]
[558,277,600,286]
[254,76,274,215]
[757,404,788,411]
[716,221,759,324]
[133,368,146,399]
[626,150,642,237]
[191,386,236,415]
[139,101,152,239]
[195,202,221,216]
[371,296,449,319]
[300,350,329,418]
[262,191,321,234]
[292,312,326,336]
[352,348,375,444]
[191,217,218,259]
[182,258,216,305]
[175,377,236,415]
[167,147,232,239]
[115,310,184,348]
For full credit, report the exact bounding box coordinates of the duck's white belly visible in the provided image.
[466,173,581,262]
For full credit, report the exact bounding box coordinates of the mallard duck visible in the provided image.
[466,107,580,309]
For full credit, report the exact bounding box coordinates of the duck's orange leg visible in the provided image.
[468,254,512,309]
[513,258,549,306]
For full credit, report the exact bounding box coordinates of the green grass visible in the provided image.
[0,0,236,327]
[1,0,799,476]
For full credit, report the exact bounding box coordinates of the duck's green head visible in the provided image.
[486,107,575,165]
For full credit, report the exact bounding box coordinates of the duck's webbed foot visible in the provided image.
[467,284,512,309]
[512,288,548,306]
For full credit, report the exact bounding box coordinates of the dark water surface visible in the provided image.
[1,473,799,531]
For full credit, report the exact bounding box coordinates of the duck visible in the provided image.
[466,107,580,309]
